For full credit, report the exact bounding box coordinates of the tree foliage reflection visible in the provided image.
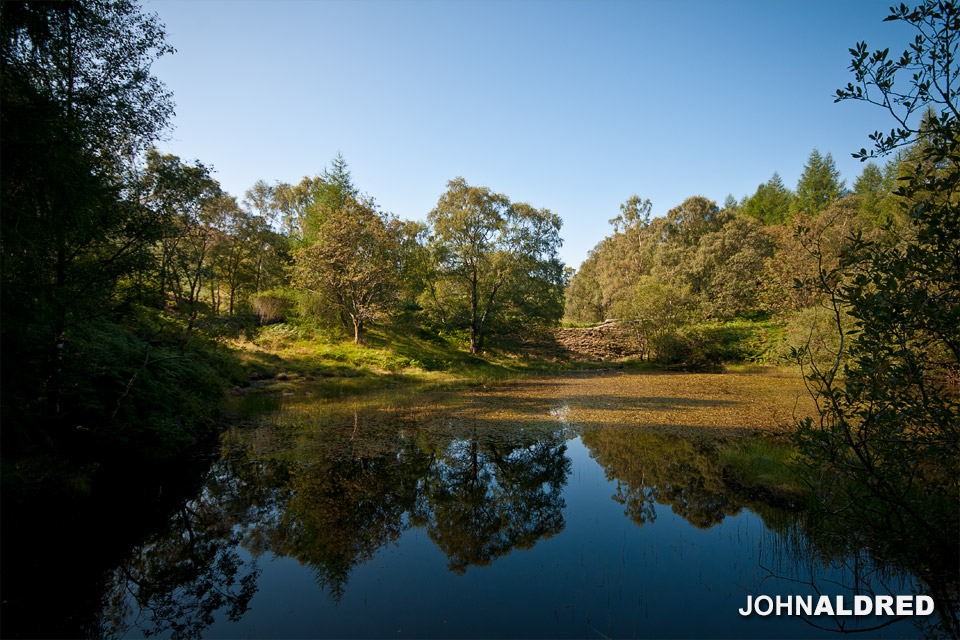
[98,472,260,640]
[582,428,743,528]
[422,432,570,573]
[99,420,572,637]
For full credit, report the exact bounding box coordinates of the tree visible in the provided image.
[796,1,959,629]
[854,154,912,229]
[423,432,569,574]
[293,197,401,344]
[614,276,695,361]
[741,172,795,225]
[1,0,175,429]
[207,197,257,315]
[760,197,875,316]
[835,2,959,161]
[795,148,845,214]
[242,181,290,293]
[424,178,564,353]
[664,195,730,245]
[687,214,776,318]
[145,150,222,310]
[0,1,174,162]
[301,153,359,241]
[563,252,608,323]
[273,176,323,240]
[582,428,743,529]
[852,162,886,216]
[608,195,657,278]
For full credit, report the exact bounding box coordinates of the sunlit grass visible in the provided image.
[719,438,809,505]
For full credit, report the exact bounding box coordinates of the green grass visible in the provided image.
[231,322,600,402]
[719,437,809,506]
[233,319,792,411]
[688,317,787,365]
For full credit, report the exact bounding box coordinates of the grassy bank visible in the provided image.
[229,321,660,400]
[3,316,806,505]
[719,437,809,508]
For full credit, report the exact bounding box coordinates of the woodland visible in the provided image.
[1,1,958,628]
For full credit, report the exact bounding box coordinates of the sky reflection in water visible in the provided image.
[104,420,926,639]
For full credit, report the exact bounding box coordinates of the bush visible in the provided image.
[58,309,239,460]
[651,330,697,365]
[771,305,853,369]
[250,289,296,325]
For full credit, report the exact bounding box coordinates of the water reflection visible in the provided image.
[578,426,955,637]
[98,488,260,639]
[92,410,951,638]
[581,428,742,529]
[99,417,571,637]
[422,433,569,573]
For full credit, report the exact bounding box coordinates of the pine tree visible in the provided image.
[795,148,844,214]
[853,162,888,222]
[302,153,359,241]
[741,172,795,224]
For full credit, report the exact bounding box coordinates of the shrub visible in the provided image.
[250,290,296,325]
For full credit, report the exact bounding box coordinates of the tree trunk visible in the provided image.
[354,319,362,345]
[469,270,479,354]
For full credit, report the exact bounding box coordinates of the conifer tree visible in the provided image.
[302,153,359,241]
[741,172,795,224]
[795,148,844,214]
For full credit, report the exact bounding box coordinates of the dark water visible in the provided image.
[2,407,946,638]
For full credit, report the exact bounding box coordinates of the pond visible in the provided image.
[2,372,949,638]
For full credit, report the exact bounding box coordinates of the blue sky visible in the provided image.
[147,0,912,269]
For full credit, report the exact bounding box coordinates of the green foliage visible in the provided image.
[422,177,565,354]
[853,162,885,218]
[301,153,359,241]
[272,175,324,240]
[0,1,278,469]
[771,305,847,368]
[293,196,403,344]
[562,252,608,323]
[795,148,845,214]
[719,438,807,504]
[795,2,959,628]
[685,215,776,318]
[583,429,739,529]
[695,318,784,364]
[608,194,652,232]
[1,0,181,445]
[835,1,960,160]
[741,172,795,225]
[0,0,175,160]
[665,195,731,244]
[615,276,695,361]
[47,309,236,460]
[249,289,297,325]
[760,197,881,316]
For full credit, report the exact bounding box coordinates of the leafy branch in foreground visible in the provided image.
[836,0,959,159]
[798,0,959,631]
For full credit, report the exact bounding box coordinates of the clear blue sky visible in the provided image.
[147,0,913,269]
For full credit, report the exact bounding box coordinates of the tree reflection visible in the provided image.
[422,431,570,573]
[583,427,958,634]
[99,420,574,637]
[98,467,260,640]
[581,428,743,528]
[261,440,433,599]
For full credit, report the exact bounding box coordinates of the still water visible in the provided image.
[85,394,934,640]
